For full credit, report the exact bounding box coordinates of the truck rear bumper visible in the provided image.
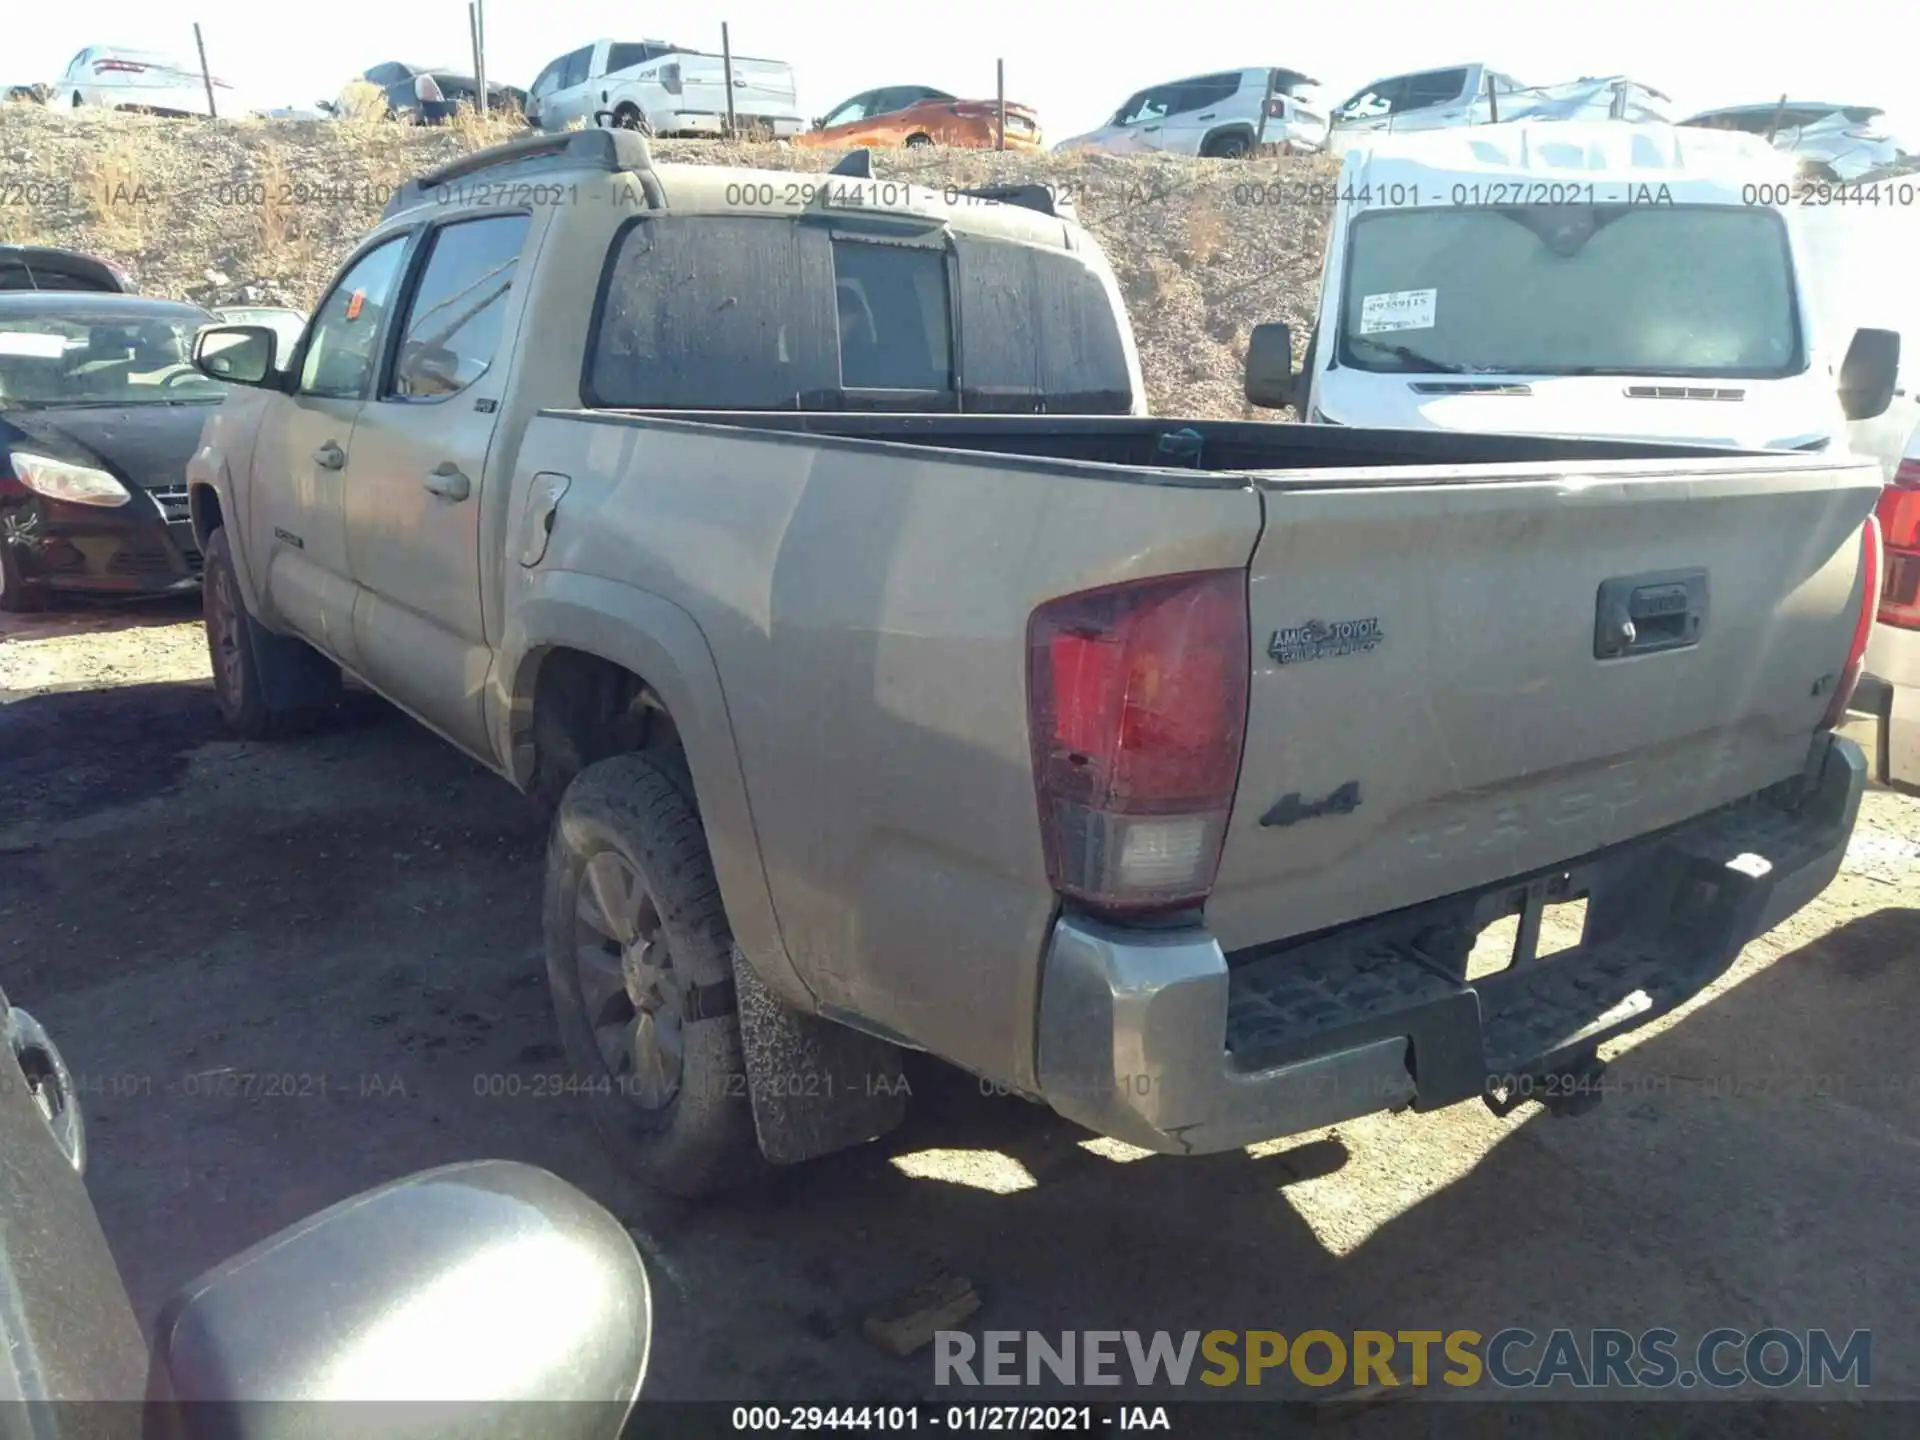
[1035,735,1865,1155]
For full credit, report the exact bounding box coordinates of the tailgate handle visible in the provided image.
[1594,570,1708,659]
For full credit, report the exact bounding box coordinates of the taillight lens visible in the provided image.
[414,75,445,103]
[1027,570,1249,916]
[1875,461,1920,631]
[1266,97,1287,118]
[1823,516,1881,728]
[94,60,151,74]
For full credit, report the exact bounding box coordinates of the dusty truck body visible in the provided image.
[185,131,1880,1194]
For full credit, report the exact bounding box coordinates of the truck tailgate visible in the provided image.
[1207,455,1881,953]
[679,55,796,114]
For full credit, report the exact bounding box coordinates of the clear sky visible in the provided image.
[9,0,1913,142]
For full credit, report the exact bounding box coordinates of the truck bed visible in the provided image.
[521,406,1879,1085]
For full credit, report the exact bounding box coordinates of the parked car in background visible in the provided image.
[0,246,134,294]
[526,38,801,138]
[1325,63,1670,154]
[0,293,226,609]
[211,305,306,359]
[53,46,247,117]
[1680,102,1902,181]
[793,86,1039,149]
[331,63,526,124]
[1252,122,1900,454]
[5,84,51,105]
[1054,67,1327,158]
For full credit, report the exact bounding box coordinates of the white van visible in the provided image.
[1247,121,1902,451]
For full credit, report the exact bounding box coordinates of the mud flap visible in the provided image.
[731,948,909,1165]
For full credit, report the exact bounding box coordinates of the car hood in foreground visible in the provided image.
[1,402,218,489]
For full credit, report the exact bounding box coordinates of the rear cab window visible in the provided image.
[584,215,1132,414]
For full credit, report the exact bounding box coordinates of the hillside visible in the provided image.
[0,103,1335,418]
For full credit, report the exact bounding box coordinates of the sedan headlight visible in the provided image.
[10,452,132,507]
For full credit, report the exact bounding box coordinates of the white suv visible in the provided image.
[1053,68,1328,159]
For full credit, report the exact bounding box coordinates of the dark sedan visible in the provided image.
[0,293,226,610]
[0,245,135,294]
[341,62,528,125]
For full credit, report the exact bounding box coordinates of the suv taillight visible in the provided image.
[1027,570,1249,916]
[1824,516,1882,729]
[1875,461,1920,631]
[1265,97,1288,119]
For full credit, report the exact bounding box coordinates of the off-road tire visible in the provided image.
[201,527,341,739]
[544,753,764,1197]
[1203,131,1251,159]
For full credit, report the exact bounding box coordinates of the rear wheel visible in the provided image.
[1203,131,1251,159]
[544,753,764,1197]
[904,132,934,149]
[202,527,341,738]
[612,103,651,135]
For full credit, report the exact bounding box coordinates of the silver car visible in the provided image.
[1681,102,1903,181]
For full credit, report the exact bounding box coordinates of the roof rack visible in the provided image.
[383,129,657,217]
[948,183,1077,221]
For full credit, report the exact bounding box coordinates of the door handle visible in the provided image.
[313,441,345,470]
[1197,112,1216,120]
[422,462,472,502]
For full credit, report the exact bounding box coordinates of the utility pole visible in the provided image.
[475,0,489,115]
[996,59,1005,150]
[721,23,736,136]
[193,24,217,119]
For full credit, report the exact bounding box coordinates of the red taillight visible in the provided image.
[1874,461,1920,631]
[1823,517,1882,728]
[1266,97,1287,118]
[94,60,151,74]
[1027,570,1249,916]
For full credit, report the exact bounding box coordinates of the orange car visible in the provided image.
[793,85,1042,150]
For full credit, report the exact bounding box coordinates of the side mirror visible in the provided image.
[1840,327,1901,420]
[193,325,278,387]
[150,1161,650,1433]
[812,116,824,129]
[1245,321,1296,409]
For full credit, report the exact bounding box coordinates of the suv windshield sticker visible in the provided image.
[1358,288,1436,334]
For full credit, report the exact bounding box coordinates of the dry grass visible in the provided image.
[334,81,388,123]
[74,130,156,253]
[449,100,529,152]
[1182,196,1227,266]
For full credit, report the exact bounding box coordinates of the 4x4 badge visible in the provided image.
[1269,617,1383,665]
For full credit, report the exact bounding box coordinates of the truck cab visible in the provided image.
[1262,121,1901,453]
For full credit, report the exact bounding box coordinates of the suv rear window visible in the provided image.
[586,216,1131,413]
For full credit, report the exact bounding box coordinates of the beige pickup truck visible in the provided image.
[186,131,1881,1196]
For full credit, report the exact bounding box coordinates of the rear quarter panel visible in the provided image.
[512,413,1261,1088]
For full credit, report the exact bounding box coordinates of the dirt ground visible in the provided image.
[4,596,1919,1417]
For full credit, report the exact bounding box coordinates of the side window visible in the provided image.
[954,239,1133,413]
[1118,87,1173,126]
[1171,74,1241,114]
[561,47,592,89]
[867,88,915,117]
[388,214,530,400]
[606,43,650,73]
[588,216,837,408]
[821,93,875,127]
[1399,68,1470,112]
[530,61,560,99]
[298,236,410,399]
[830,240,951,394]
[1336,79,1402,120]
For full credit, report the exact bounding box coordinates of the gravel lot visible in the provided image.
[4,596,1918,1416]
